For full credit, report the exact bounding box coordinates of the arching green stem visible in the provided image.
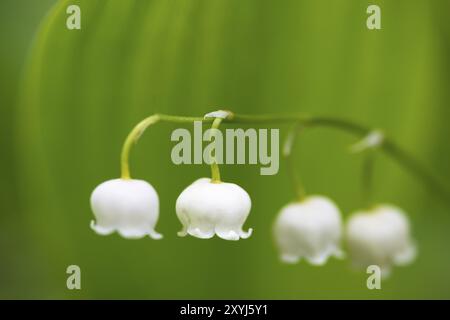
[121,115,159,179]
[119,111,449,205]
[234,114,449,204]
[120,114,213,179]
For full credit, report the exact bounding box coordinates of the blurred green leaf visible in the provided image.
[8,0,450,298]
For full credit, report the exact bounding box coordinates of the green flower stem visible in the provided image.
[119,112,449,204]
[209,117,224,183]
[120,114,213,179]
[361,150,376,207]
[235,114,449,203]
[283,123,306,201]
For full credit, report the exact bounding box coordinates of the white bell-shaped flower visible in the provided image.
[346,204,416,276]
[176,178,252,240]
[273,196,344,265]
[90,178,162,239]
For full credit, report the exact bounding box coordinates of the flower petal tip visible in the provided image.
[188,228,215,239]
[90,220,114,236]
[239,228,253,239]
[177,230,188,237]
[148,230,164,240]
[307,254,329,266]
[216,229,240,241]
[280,254,300,264]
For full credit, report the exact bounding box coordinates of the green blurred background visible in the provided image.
[1,0,450,299]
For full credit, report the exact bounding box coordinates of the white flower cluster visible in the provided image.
[273,196,416,276]
[91,177,252,241]
[91,175,416,276]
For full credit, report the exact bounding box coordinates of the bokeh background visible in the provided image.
[1,0,450,299]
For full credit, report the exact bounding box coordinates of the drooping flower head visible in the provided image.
[273,196,344,265]
[176,178,252,240]
[90,178,162,239]
[346,204,416,277]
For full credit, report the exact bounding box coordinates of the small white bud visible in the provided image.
[204,110,232,120]
[350,130,384,153]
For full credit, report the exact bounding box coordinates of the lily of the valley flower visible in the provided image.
[90,179,162,239]
[273,196,344,265]
[176,178,252,240]
[346,204,416,277]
